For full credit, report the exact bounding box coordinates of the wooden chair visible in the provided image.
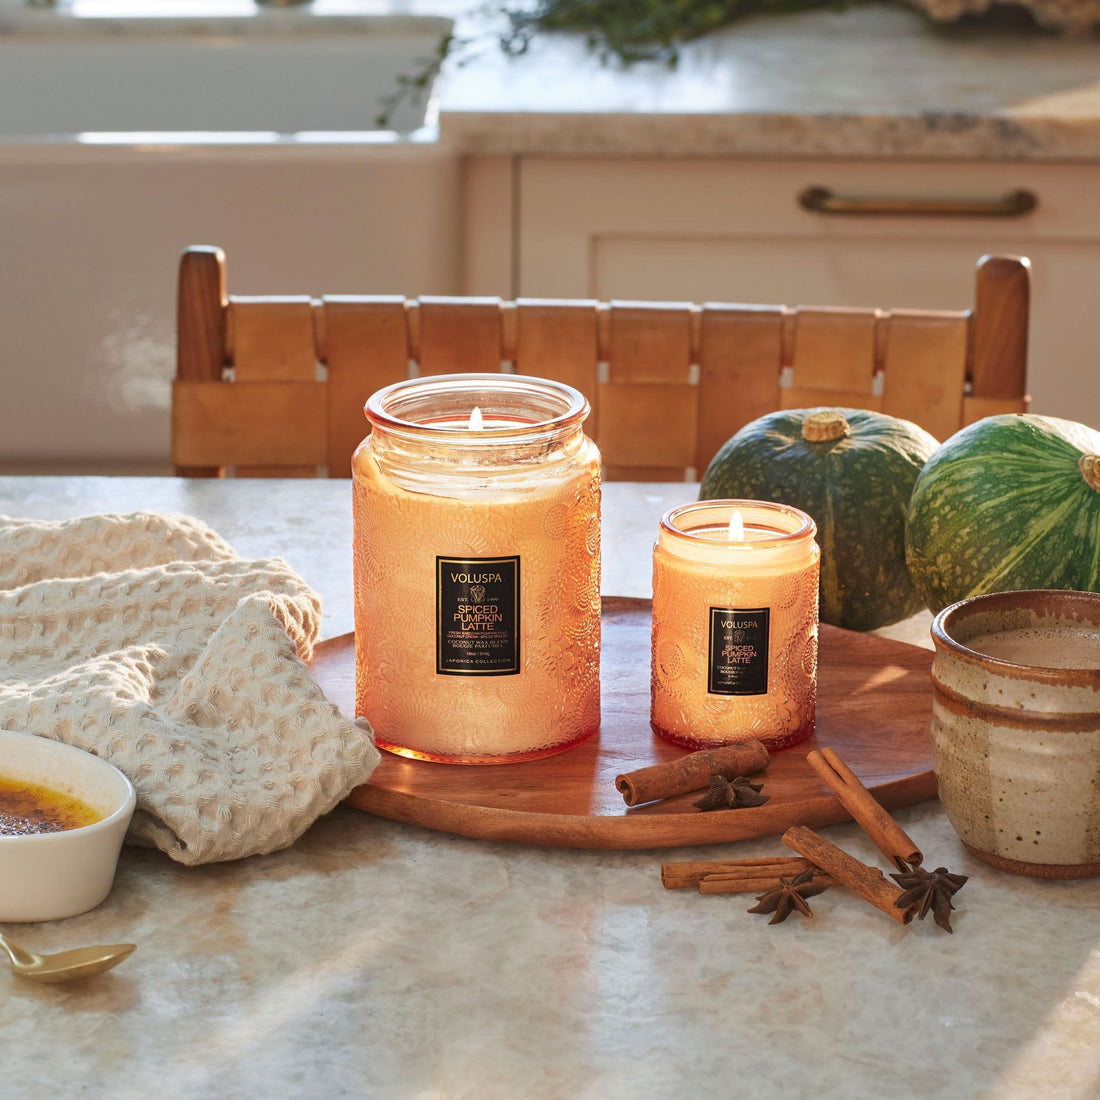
[173,247,1030,480]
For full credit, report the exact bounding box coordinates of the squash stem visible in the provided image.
[802,411,850,444]
[1081,454,1100,493]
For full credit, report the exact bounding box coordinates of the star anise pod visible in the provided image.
[692,774,769,811]
[747,870,829,925]
[891,865,969,932]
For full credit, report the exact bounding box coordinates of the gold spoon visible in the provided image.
[0,931,136,984]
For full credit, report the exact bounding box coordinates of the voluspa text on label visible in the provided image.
[436,556,521,675]
[707,606,769,695]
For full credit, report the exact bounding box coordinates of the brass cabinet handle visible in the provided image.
[799,186,1037,218]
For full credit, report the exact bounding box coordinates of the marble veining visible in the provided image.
[0,477,1096,1098]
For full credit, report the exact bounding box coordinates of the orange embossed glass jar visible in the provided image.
[353,373,601,763]
[651,500,819,752]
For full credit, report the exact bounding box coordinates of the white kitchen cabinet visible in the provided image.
[464,156,1100,425]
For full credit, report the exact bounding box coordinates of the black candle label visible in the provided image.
[436,556,521,676]
[707,607,769,695]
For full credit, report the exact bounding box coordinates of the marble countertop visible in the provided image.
[3,2,1100,160]
[439,5,1100,160]
[1,476,1098,1099]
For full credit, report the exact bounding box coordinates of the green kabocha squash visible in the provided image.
[699,408,939,631]
[905,414,1100,612]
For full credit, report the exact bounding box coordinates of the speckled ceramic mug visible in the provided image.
[930,589,1100,879]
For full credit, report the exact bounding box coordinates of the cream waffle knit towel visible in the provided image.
[0,511,379,865]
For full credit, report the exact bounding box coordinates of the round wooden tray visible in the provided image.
[311,597,936,849]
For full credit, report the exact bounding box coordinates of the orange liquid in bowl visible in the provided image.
[0,777,102,836]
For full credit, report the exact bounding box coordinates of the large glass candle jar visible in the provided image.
[651,500,819,752]
[353,374,601,763]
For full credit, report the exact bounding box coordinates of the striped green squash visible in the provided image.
[905,414,1100,612]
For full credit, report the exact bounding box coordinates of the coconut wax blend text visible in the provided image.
[651,500,819,752]
[353,374,601,763]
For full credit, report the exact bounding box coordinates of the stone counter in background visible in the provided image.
[440,5,1100,160]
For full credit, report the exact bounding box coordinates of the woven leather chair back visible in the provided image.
[173,247,1030,479]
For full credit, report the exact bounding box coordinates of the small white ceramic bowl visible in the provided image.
[0,729,136,921]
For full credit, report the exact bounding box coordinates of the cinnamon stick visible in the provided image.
[699,872,835,895]
[616,740,769,806]
[662,856,813,890]
[806,747,922,870]
[781,825,913,924]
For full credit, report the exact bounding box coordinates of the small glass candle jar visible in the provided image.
[352,373,601,763]
[650,500,819,752]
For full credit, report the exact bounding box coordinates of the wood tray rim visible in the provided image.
[320,596,937,849]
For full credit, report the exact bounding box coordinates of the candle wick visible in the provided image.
[468,406,485,431]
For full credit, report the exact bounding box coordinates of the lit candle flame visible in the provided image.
[468,406,484,431]
[728,511,745,541]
